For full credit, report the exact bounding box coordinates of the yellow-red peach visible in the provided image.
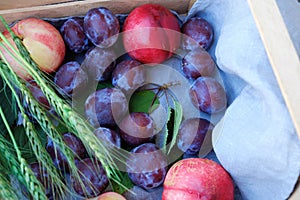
[0,18,65,80]
[97,192,126,200]
[87,192,126,200]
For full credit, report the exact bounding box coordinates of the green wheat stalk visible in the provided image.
[0,66,70,199]
[0,16,126,181]
[0,127,47,200]
[0,16,135,196]
[0,137,31,199]
[0,171,19,200]
[0,52,97,198]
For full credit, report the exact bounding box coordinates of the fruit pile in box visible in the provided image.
[0,3,233,200]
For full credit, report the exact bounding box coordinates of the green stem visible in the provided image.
[0,16,127,184]
[0,107,47,199]
[0,63,73,198]
[0,172,19,200]
[0,107,21,159]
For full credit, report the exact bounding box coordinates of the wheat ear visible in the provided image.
[0,171,19,200]
[20,81,93,196]
[0,66,70,197]
[0,19,126,181]
[0,132,47,200]
[0,55,94,198]
[0,32,113,195]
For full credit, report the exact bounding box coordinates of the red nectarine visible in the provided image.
[97,192,126,200]
[122,4,180,64]
[162,158,234,200]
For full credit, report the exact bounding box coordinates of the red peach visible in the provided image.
[0,31,29,79]
[0,18,65,80]
[122,4,180,64]
[87,192,126,200]
[97,192,126,200]
[162,158,234,200]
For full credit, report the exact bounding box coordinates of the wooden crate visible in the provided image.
[0,0,195,31]
[0,0,299,199]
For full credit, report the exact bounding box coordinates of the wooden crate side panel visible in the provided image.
[247,0,300,197]
[289,180,300,200]
[247,0,300,138]
[0,0,66,10]
[0,0,190,31]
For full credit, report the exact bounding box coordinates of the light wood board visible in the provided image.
[247,0,300,139]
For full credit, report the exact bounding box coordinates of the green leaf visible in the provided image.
[11,126,36,163]
[55,122,69,134]
[96,81,114,90]
[155,106,172,154]
[129,90,160,113]
[167,101,183,154]
[110,171,134,194]
[10,124,48,164]
[0,77,17,133]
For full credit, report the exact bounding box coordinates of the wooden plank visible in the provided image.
[0,0,67,10]
[0,0,190,31]
[188,0,197,11]
[247,0,300,140]
[289,179,300,200]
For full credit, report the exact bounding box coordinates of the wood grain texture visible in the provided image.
[248,1,300,197]
[0,0,190,31]
[247,0,300,140]
[289,179,300,200]
[0,0,68,10]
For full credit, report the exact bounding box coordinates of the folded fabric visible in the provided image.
[189,0,300,199]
